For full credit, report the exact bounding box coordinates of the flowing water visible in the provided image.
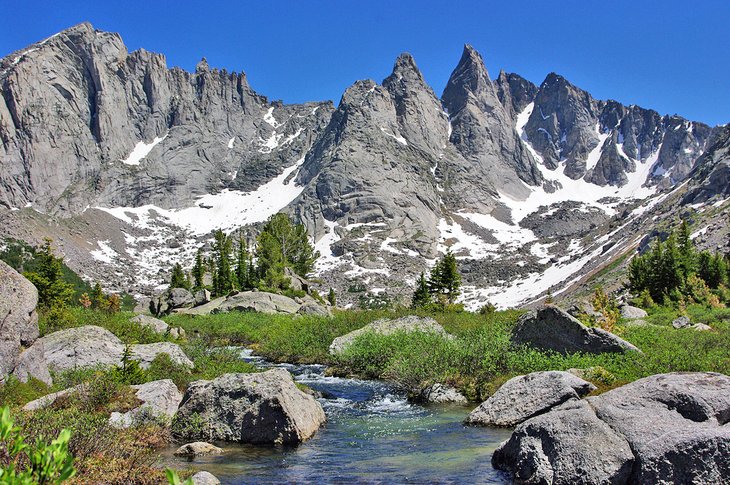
[163,350,512,484]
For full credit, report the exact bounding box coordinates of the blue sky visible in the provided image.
[2,0,728,125]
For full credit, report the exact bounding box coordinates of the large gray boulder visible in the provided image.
[150,288,195,316]
[38,325,124,372]
[492,400,635,484]
[130,314,168,334]
[296,302,331,317]
[191,471,220,485]
[620,304,648,319]
[512,306,641,354]
[12,340,52,386]
[23,384,83,411]
[466,371,595,427]
[587,372,730,484]
[329,316,451,354]
[130,342,194,369]
[177,291,301,316]
[419,383,467,404]
[0,260,43,382]
[174,369,326,445]
[109,379,182,428]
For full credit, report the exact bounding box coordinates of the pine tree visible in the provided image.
[677,220,695,281]
[191,248,206,291]
[235,232,250,290]
[659,232,682,296]
[169,263,190,290]
[327,288,337,307]
[23,238,74,310]
[255,213,319,289]
[212,230,234,296]
[90,282,105,309]
[438,250,461,304]
[411,272,431,308]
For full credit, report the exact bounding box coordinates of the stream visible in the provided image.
[163,349,512,483]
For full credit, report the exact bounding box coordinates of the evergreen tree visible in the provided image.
[235,232,250,290]
[659,233,682,296]
[23,238,74,310]
[169,263,191,290]
[411,272,431,308]
[677,220,696,281]
[212,230,234,296]
[90,282,105,309]
[191,248,206,291]
[327,288,337,307]
[427,250,461,305]
[255,213,319,289]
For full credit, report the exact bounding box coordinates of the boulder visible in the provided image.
[492,400,635,484]
[194,289,211,307]
[168,327,187,339]
[512,306,641,355]
[466,371,595,427]
[587,372,730,484]
[150,288,195,316]
[620,304,648,319]
[39,325,124,372]
[109,379,182,428]
[419,383,467,404]
[284,267,310,293]
[12,341,52,386]
[329,316,451,354]
[176,291,301,316]
[297,302,331,317]
[23,385,83,411]
[174,368,326,445]
[132,298,152,315]
[672,316,691,329]
[130,342,194,369]
[174,442,224,457]
[191,471,220,485]
[0,260,40,381]
[692,323,713,331]
[130,314,169,334]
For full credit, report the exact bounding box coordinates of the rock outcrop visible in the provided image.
[109,379,182,428]
[466,371,595,427]
[620,305,648,319]
[130,314,169,334]
[178,291,303,315]
[492,372,730,484]
[150,288,195,316]
[130,342,194,369]
[512,306,641,354]
[174,369,326,445]
[329,316,451,354]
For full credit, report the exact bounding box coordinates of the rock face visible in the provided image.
[329,316,451,354]
[418,383,467,404]
[174,369,326,445]
[130,314,168,334]
[38,325,125,372]
[587,372,730,484]
[174,442,224,457]
[466,371,596,427]
[109,379,182,428]
[0,260,48,383]
[512,306,641,354]
[493,400,635,485]
[493,372,730,485]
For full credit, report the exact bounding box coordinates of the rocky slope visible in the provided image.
[1,23,728,308]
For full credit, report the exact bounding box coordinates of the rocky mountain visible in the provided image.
[1,23,727,309]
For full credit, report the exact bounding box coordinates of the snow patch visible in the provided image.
[227,137,235,149]
[380,127,408,146]
[90,240,117,264]
[120,134,168,166]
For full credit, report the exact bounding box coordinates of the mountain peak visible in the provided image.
[383,52,426,88]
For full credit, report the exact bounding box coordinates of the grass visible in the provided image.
[39,308,167,344]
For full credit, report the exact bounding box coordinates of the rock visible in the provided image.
[692,323,712,331]
[109,379,182,428]
[178,291,301,315]
[12,341,52,386]
[672,316,692,329]
[419,383,467,404]
[191,471,220,485]
[130,342,194,369]
[296,302,331,317]
[0,260,40,381]
[23,385,83,411]
[174,442,224,457]
[39,325,124,372]
[492,400,635,484]
[284,267,310,293]
[174,369,326,445]
[620,304,648,319]
[168,327,186,339]
[512,306,641,355]
[130,314,169,334]
[466,371,595,427]
[588,372,730,484]
[132,299,152,315]
[329,316,451,354]
[150,288,195,316]
[194,289,211,307]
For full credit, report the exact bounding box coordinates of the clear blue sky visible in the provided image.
[2,0,728,125]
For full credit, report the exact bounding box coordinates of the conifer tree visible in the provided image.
[90,282,105,309]
[23,238,74,310]
[235,232,250,290]
[255,213,319,289]
[169,263,190,290]
[427,250,461,305]
[327,288,337,307]
[191,248,206,291]
[411,272,431,308]
[677,220,695,281]
[212,229,234,296]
